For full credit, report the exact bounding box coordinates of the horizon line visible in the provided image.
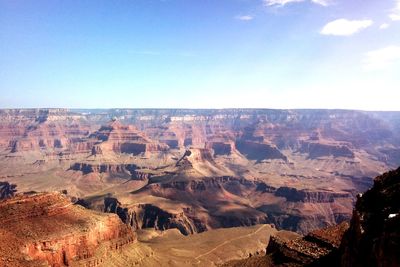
[0,107,399,112]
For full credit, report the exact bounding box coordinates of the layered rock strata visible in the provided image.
[0,192,136,267]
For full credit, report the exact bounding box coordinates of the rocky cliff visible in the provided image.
[77,196,205,235]
[298,141,355,159]
[262,167,400,266]
[0,192,136,267]
[87,120,169,155]
[275,187,350,203]
[340,167,400,267]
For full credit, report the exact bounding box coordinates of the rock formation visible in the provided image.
[298,141,355,159]
[87,120,168,155]
[275,187,350,203]
[340,167,400,267]
[0,192,136,267]
[266,222,349,266]
[76,196,206,235]
[259,167,400,267]
[236,140,288,162]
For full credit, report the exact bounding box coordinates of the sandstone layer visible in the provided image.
[0,192,136,267]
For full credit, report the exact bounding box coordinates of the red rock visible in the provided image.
[0,192,136,267]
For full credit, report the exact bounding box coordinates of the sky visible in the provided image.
[0,0,399,110]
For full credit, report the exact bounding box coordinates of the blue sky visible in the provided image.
[1,0,399,110]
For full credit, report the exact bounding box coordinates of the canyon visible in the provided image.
[0,108,399,266]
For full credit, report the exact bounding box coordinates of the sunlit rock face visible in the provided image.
[0,192,136,267]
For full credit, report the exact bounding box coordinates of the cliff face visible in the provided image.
[105,198,205,235]
[77,197,205,235]
[275,187,350,203]
[340,167,400,267]
[298,141,355,159]
[87,120,169,155]
[0,192,136,267]
[235,140,287,162]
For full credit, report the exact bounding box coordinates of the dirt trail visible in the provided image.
[195,224,269,260]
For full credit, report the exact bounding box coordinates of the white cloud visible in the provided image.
[263,0,330,7]
[363,46,400,70]
[320,19,373,36]
[235,15,254,21]
[311,0,330,6]
[264,0,303,6]
[389,14,400,21]
[380,23,390,29]
[389,0,400,21]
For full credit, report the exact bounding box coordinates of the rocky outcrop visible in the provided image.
[0,192,136,267]
[154,176,259,193]
[70,162,155,182]
[78,197,205,235]
[105,198,205,235]
[235,140,287,162]
[265,167,400,266]
[340,167,400,267]
[69,138,99,154]
[206,141,234,156]
[275,187,350,203]
[89,120,169,155]
[70,162,137,175]
[299,141,354,159]
[0,182,17,200]
[70,162,152,181]
[266,222,349,266]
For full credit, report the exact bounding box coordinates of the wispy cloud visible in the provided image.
[263,0,330,7]
[235,15,254,21]
[389,0,400,21]
[380,23,390,29]
[320,19,373,36]
[363,46,400,70]
[311,0,330,6]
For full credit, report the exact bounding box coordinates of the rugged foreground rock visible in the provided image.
[340,167,400,267]
[266,222,349,266]
[0,192,136,267]
[240,167,400,267]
